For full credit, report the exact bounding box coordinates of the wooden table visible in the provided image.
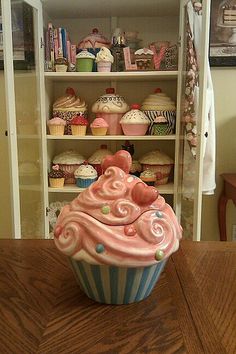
[218,173,236,241]
[0,240,235,354]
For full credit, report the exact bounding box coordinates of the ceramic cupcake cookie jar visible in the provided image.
[91,88,129,135]
[54,150,182,305]
[53,87,87,134]
[141,88,176,135]
[76,50,95,72]
[78,28,111,71]
[120,104,150,136]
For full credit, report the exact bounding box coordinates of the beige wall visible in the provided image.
[201,68,236,241]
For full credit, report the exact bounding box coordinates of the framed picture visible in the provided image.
[0,1,35,70]
[209,0,236,66]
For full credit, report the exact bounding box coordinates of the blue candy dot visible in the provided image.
[96,244,105,253]
[155,211,163,218]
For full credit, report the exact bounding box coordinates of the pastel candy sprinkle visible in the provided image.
[101,205,110,214]
[155,211,163,218]
[96,244,105,253]
[155,249,164,261]
[124,224,136,236]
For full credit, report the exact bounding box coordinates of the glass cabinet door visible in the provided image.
[176,0,211,240]
[2,0,45,238]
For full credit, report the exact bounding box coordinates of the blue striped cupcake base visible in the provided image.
[69,259,167,304]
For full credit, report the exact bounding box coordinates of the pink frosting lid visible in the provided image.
[54,150,182,267]
[47,117,66,126]
[90,117,109,128]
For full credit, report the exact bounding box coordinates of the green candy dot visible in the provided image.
[155,250,164,261]
[101,205,110,214]
[96,244,105,253]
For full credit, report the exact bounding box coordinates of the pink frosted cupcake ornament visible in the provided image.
[54,150,182,304]
[120,104,150,136]
[90,117,108,136]
[47,117,66,136]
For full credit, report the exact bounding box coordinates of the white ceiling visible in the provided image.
[42,0,180,19]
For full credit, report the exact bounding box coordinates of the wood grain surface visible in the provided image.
[0,240,235,354]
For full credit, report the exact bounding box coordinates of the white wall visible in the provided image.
[201,68,236,241]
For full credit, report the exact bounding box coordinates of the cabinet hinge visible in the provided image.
[40,37,45,48]
[46,207,50,216]
[178,36,181,47]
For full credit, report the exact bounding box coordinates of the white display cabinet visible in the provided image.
[1,0,211,240]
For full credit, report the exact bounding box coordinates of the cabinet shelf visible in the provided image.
[46,134,176,141]
[48,183,174,195]
[44,71,178,82]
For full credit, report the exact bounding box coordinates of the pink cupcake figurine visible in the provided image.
[90,117,108,136]
[47,117,66,136]
[120,104,150,136]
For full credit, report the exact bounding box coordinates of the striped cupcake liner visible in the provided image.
[69,259,167,304]
[143,110,176,135]
[75,177,97,188]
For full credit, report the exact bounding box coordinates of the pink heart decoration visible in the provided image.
[131,182,159,206]
[102,150,132,173]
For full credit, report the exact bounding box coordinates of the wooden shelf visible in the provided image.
[44,71,178,82]
[48,183,174,195]
[46,134,176,141]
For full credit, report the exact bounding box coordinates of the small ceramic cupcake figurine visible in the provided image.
[47,117,66,136]
[151,116,169,135]
[90,117,108,136]
[70,115,88,136]
[134,48,154,70]
[140,169,156,186]
[74,163,98,188]
[48,165,65,188]
[76,49,95,72]
[95,47,114,72]
[120,104,150,136]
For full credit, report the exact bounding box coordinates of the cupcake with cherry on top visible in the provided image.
[70,115,88,136]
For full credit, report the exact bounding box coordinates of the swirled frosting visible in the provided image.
[141,89,176,111]
[54,155,182,267]
[53,89,87,111]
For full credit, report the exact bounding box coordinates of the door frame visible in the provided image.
[2,0,45,238]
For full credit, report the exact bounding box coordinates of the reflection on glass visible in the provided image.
[0,1,13,238]
[12,0,44,238]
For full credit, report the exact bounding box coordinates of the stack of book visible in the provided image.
[44,23,76,72]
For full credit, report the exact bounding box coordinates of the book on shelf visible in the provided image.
[44,23,76,72]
